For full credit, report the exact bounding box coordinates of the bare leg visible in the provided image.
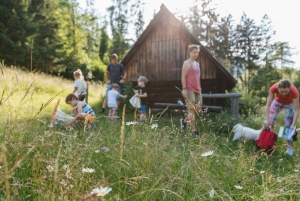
[108,108,112,117]
[102,97,107,108]
[185,101,197,132]
[140,113,146,121]
[112,109,116,118]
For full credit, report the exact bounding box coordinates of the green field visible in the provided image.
[0,67,299,200]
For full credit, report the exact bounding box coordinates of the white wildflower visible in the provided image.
[151,123,158,129]
[234,185,243,190]
[46,165,55,172]
[90,187,112,197]
[201,150,214,157]
[82,168,95,173]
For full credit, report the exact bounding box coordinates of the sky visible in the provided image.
[79,0,300,68]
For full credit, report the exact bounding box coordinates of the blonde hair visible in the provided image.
[73,69,84,79]
[112,83,119,89]
[137,76,148,84]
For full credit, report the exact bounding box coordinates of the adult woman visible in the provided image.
[180,44,202,137]
[264,79,299,155]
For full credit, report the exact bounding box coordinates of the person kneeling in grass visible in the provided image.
[65,93,96,128]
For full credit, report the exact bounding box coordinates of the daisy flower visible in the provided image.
[62,164,68,169]
[201,150,214,157]
[151,123,158,129]
[47,165,55,172]
[90,187,112,197]
[126,121,137,125]
[95,150,100,153]
[234,185,243,190]
[82,168,95,173]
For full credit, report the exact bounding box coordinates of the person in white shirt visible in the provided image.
[73,69,87,101]
[107,83,127,119]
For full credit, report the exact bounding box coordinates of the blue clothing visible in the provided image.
[81,102,96,118]
[140,104,146,114]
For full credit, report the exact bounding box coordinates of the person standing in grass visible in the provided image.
[264,79,299,155]
[135,76,148,123]
[107,83,127,119]
[99,54,127,113]
[73,69,87,101]
[180,44,202,138]
[66,93,96,128]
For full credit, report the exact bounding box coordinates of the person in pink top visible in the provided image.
[180,44,202,137]
[264,79,299,155]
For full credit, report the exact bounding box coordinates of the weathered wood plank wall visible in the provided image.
[125,18,217,82]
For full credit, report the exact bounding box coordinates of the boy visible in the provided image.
[135,76,148,123]
[65,93,96,127]
[107,83,127,119]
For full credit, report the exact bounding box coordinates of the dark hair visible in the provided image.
[278,79,291,88]
[137,76,148,84]
[188,44,200,53]
[65,93,78,103]
[110,54,118,59]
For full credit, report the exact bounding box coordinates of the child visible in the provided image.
[73,69,87,101]
[107,83,127,119]
[135,76,148,123]
[65,93,96,128]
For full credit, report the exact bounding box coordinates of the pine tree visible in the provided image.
[186,0,219,50]
[270,42,295,78]
[28,0,66,73]
[99,23,110,63]
[107,0,131,59]
[259,14,276,69]
[0,0,34,68]
[232,13,263,93]
[214,14,234,73]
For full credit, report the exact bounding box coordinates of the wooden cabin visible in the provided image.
[121,4,237,109]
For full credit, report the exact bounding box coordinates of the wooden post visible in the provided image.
[202,93,242,121]
[86,84,88,104]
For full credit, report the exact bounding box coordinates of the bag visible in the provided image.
[256,129,278,151]
[129,91,141,108]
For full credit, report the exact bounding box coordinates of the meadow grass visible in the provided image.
[0,66,300,200]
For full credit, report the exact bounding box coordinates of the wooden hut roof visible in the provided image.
[121,4,237,89]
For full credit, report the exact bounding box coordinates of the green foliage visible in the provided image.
[238,91,260,116]
[99,24,110,63]
[250,67,281,103]
[107,0,131,59]
[120,82,136,112]
[293,70,300,89]
[0,0,33,67]
[1,68,300,200]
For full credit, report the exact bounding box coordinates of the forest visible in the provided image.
[1,0,300,103]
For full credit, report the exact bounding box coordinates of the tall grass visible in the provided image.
[0,66,300,200]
